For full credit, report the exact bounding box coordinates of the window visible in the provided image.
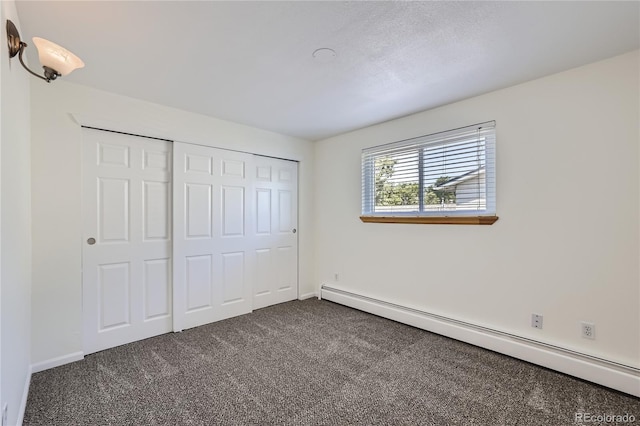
[361,121,496,224]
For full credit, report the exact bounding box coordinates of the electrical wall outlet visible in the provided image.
[581,322,595,340]
[531,313,543,329]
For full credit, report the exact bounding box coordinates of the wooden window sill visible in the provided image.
[359,215,499,225]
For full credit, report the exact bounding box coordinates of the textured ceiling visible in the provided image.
[15,1,640,141]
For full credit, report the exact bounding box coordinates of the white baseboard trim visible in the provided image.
[298,292,318,300]
[321,284,640,397]
[17,365,32,426]
[31,351,85,374]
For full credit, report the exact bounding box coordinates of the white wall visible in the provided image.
[30,81,314,366]
[1,1,32,424]
[314,51,639,368]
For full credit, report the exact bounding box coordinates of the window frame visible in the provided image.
[361,121,498,224]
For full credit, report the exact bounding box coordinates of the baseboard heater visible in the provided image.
[320,284,640,397]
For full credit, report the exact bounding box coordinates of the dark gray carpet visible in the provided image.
[24,299,639,425]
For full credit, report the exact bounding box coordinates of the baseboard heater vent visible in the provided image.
[320,284,640,397]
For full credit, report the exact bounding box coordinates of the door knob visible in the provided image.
[292,228,297,234]
[87,237,96,245]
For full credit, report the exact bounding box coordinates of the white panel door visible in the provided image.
[82,128,172,354]
[252,156,298,310]
[173,142,254,331]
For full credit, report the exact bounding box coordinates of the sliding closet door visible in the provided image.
[83,132,299,349]
[252,156,298,309]
[82,128,172,354]
[173,142,254,331]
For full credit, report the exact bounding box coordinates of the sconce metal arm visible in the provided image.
[16,42,51,83]
[7,20,60,83]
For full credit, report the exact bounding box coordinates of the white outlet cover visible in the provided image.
[581,322,595,339]
[531,313,543,329]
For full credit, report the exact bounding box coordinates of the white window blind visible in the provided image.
[362,121,496,216]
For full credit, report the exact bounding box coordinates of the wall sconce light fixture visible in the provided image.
[6,19,84,83]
